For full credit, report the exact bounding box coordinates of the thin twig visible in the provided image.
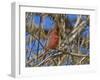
[74,15,81,27]
[76,56,87,65]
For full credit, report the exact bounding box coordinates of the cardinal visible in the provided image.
[47,26,59,49]
[38,25,60,59]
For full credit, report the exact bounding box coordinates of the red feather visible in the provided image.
[38,26,59,59]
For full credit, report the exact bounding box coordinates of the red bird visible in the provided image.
[38,26,59,59]
[47,26,59,49]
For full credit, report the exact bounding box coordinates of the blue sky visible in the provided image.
[33,15,55,31]
[66,14,77,27]
[81,26,89,37]
[33,15,41,27]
